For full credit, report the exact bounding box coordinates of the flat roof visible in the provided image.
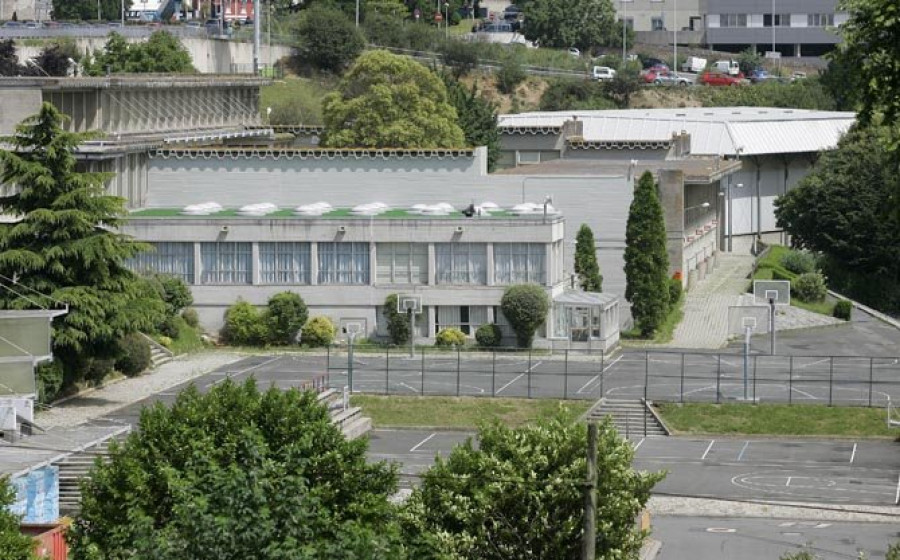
[0,75,271,90]
[130,206,562,220]
[495,157,741,184]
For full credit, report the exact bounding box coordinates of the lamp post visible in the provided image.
[444,2,450,38]
[622,0,627,63]
[673,0,677,73]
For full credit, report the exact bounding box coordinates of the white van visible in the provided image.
[681,56,707,73]
[592,66,617,81]
[711,59,740,76]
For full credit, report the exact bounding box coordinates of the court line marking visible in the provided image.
[701,440,715,460]
[895,474,900,505]
[850,443,857,464]
[410,433,436,453]
[205,356,282,388]
[398,382,419,393]
[496,373,525,394]
[633,437,646,451]
[785,476,792,487]
[576,355,624,394]
[737,441,750,462]
[790,386,820,400]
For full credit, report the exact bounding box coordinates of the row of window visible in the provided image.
[130,242,548,286]
[718,13,835,28]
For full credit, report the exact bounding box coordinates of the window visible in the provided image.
[435,243,487,285]
[436,306,488,336]
[763,13,790,27]
[619,17,634,30]
[200,242,252,284]
[318,242,370,284]
[719,13,747,27]
[129,242,194,284]
[494,243,546,285]
[807,13,834,26]
[651,17,664,31]
[376,243,428,284]
[259,242,310,284]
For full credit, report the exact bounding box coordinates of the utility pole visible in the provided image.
[769,297,776,355]
[408,308,415,358]
[581,423,598,560]
[253,0,261,74]
[621,0,626,63]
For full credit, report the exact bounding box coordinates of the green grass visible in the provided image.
[751,245,836,316]
[350,395,590,428]
[259,75,338,125]
[163,316,207,356]
[620,294,685,343]
[656,403,896,438]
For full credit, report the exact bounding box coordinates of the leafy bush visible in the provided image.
[442,40,479,79]
[793,272,828,302]
[294,5,365,72]
[780,250,817,275]
[435,327,466,347]
[116,333,151,377]
[153,274,193,316]
[539,79,617,111]
[222,299,268,346]
[500,285,550,348]
[475,323,502,348]
[160,316,180,338]
[265,292,309,345]
[667,278,683,308]
[181,307,199,328]
[36,361,64,404]
[833,299,853,320]
[157,335,173,348]
[496,54,526,94]
[301,316,336,347]
[383,294,411,346]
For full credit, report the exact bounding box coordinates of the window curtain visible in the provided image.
[436,243,486,285]
[318,242,369,284]
[200,242,252,284]
[259,242,310,284]
[494,243,546,284]
[129,242,194,283]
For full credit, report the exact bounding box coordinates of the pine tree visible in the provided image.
[624,171,670,336]
[0,103,165,382]
[442,74,501,172]
[574,223,603,292]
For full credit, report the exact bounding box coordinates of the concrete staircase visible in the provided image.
[585,399,669,439]
[141,333,173,369]
[55,429,130,516]
[317,388,372,441]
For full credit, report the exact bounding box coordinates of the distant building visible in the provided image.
[614,0,702,33]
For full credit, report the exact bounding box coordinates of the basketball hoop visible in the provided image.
[889,398,900,428]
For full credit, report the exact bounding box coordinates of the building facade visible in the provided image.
[614,0,702,33]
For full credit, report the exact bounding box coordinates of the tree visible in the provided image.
[775,125,900,311]
[820,49,863,112]
[265,291,309,345]
[624,171,670,336]
[500,284,550,348]
[0,477,36,560]
[383,294,411,346]
[736,46,762,76]
[539,79,617,111]
[85,32,194,75]
[522,0,617,52]
[32,39,81,76]
[52,0,132,21]
[603,62,643,108]
[322,50,466,148]
[0,104,166,383]
[496,52,526,95]
[69,379,404,559]
[442,74,501,172]
[441,40,479,79]
[0,39,25,76]
[401,414,664,559]
[574,224,602,292]
[294,5,366,73]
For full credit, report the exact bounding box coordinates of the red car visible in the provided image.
[698,71,747,86]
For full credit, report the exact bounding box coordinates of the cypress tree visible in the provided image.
[624,171,670,336]
[0,103,165,382]
[574,223,603,292]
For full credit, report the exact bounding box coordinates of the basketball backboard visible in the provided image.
[397,294,423,314]
[753,280,791,306]
[341,319,366,339]
[727,305,770,336]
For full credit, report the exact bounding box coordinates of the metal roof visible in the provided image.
[499,107,856,156]
[553,290,619,308]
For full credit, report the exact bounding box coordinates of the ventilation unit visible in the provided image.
[294,202,333,216]
[351,202,390,216]
[181,202,223,216]
[237,203,279,216]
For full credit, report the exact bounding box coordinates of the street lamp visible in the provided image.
[622,0,627,63]
[444,2,450,38]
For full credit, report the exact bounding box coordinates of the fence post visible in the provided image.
[752,355,757,402]
[716,354,721,404]
[326,344,331,372]
[788,356,793,405]
[680,353,685,404]
[828,356,834,406]
[456,348,461,397]
[644,351,649,402]
[420,348,425,395]
[868,357,874,408]
[492,350,496,397]
[563,350,569,400]
[527,348,533,399]
[385,346,390,395]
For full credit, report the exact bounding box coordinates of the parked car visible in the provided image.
[185,20,202,28]
[23,20,42,28]
[567,47,581,57]
[748,68,772,83]
[711,59,740,76]
[1,21,22,28]
[592,66,616,81]
[698,70,747,86]
[647,70,694,86]
[641,57,667,70]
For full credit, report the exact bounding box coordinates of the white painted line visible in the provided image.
[705,528,736,533]
[528,360,544,372]
[576,375,599,394]
[790,386,820,400]
[398,382,419,393]
[850,443,857,464]
[410,432,436,453]
[785,477,792,487]
[701,440,715,460]
[895,474,900,505]
[576,356,625,395]
[737,441,750,462]
[603,355,623,373]
[496,373,525,394]
[205,356,282,388]
[633,437,646,451]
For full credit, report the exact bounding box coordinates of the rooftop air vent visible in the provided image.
[181,202,223,216]
[237,203,278,216]
[294,202,333,216]
[351,202,390,216]
[510,202,542,215]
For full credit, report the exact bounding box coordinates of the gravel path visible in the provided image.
[37,352,245,428]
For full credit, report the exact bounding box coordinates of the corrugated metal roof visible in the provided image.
[499,107,857,156]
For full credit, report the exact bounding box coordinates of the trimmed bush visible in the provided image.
[116,332,152,377]
[780,250,817,275]
[383,294,411,346]
[435,327,466,348]
[158,335,173,348]
[500,284,550,348]
[265,292,308,345]
[222,299,268,346]
[793,272,828,302]
[181,307,199,328]
[475,323,502,348]
[36,361,64,404]
[153,273,193,316]
[667,278,683,308]
[301,316,336,347]
[833,299,852,320]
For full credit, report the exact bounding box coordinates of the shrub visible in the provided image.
[475,323,502,348]
[160,316,180,338]
[793,272,828,302]
[36,361,64,404]
[295,5,365,72]
[383,294,411,346]
[158,335,173,348]
[441,40,479,79]
[115,333,152,377]
[265,292,309,345]
[181,307,199,328]
[86,358,116,381]
[153,273,193,316]
[780,250,817,275]
[435,327,466,348]
[222,299,268,346]
[301,316,336,347]
[496,54,526,94]
[667,278,683,308]
[833,299,852,320]
[500,284,550,348]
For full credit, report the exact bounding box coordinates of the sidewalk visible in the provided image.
[38,351,245,429]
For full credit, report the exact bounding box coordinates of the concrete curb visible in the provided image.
[828,289,900,331]
[640,539,662,560]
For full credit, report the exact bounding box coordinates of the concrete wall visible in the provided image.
[17,36,294,74]
[614,0,701,32]
[0,87,41,133]
[0,0,37,21]
[725,154,814,237]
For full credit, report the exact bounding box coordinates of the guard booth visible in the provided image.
[550,291,620,352]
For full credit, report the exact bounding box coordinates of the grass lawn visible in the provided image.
[350,395,590,428]
[656,403,897,438]
[751,245,837,316]
[621,294,685,344]
[259,75,338,125]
